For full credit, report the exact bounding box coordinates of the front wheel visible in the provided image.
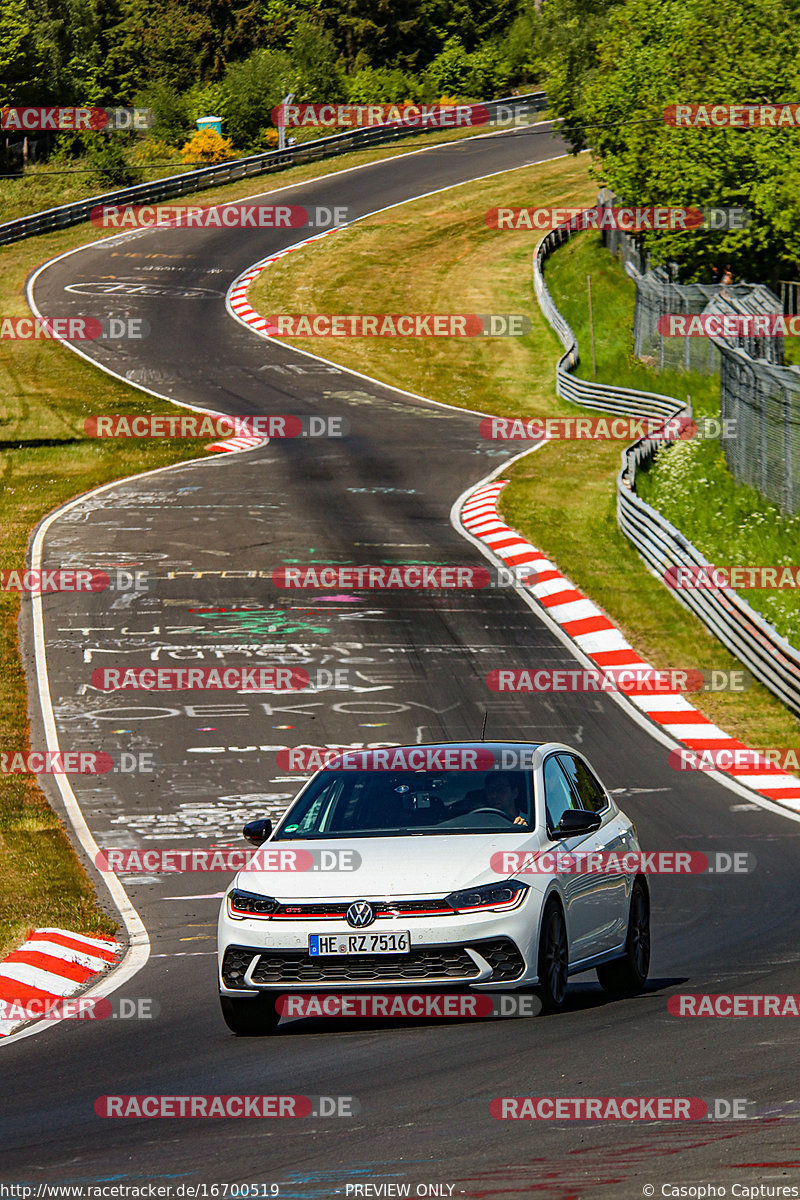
[597,879,650,994]
[537,899,569,1011]
[220,993,280,1035]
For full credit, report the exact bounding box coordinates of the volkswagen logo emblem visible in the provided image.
[346,900,375,928]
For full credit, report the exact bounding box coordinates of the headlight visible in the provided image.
[445,881,528,913]
[228,888,278,918]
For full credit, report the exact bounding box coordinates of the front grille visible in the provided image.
[269,898,454,920]
[222,937,525,988]
[251,945,478,984]
[470,937,525,981]
[221,946,257,989]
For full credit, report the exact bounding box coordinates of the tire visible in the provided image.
[597,879,650,994]
[537,899,569,1011]
[220,992,280,1036]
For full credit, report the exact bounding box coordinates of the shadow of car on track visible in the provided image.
[219,977,688,1037]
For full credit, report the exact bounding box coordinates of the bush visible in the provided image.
[133,81,193,146]
[216,49,293,148]
[345,66,421,104]
[85,133,136,185]
[133,137,179,165]
[186,82,227,129]
[424,37,506,99]
[179,128,235,166]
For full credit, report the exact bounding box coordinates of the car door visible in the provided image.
[542,753,606,962]
[555,752,630,954]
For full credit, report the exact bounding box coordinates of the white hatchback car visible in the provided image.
[217,742,650,1034]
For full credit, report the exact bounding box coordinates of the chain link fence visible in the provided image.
[716,342,800,512]
[626,264,784,372]
[597,205,800,514]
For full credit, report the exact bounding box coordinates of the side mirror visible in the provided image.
[552,809,602,838]
[243,818,272,846]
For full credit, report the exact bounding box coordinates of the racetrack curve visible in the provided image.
[3,125,800,1198]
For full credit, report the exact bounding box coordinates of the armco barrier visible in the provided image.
[533,223,684,422]
[534,219,800,716]
[0,93,546,248]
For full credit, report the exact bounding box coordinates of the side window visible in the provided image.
[294,777,345,833]
[543,755,580,832]
[556,754,608,814]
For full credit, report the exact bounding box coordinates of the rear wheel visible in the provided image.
[220,993,280,1035]
[597,879,650,994]
[537,899,568,1011]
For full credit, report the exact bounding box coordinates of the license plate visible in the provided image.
[309,931,410,956]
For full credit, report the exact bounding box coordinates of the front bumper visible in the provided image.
[218,901,538,995]
[220,937,525,992]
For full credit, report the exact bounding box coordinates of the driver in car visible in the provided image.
[454,771,529,826]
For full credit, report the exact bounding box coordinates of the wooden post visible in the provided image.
[587,274,597,378]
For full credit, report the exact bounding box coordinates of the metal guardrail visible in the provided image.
[533,223,684,421]
[534,218,800,716]
[0,93,547,247]
[617,448,800,714]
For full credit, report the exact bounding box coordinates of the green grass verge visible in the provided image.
[550,234,800,644]
[637,431,800,645]
[247,154,800,751]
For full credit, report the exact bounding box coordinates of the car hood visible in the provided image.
[235,832,545,899]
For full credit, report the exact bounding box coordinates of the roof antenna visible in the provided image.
[480,710,488,741]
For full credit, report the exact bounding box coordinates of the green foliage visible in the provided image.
[206,48,293,147]
[84,129,136,182]
[345,65,422,104]
[290,17,345,101]
[312,0,518,73]
[0,0,537,180]
[536,0,626,150]
[639,435,800,645]
[133,79,193,144]
[424,36,509,98]
[2,0,532,119]
[500,4,539,85]
[0,0,48,104]
[258,0,320,47]
[544,0,800,279]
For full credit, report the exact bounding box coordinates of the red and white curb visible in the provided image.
[206,434,265,454]
[0,928,119,1036]
[460,480,800,810]
[222,230,346,449]
[227,228,343,334]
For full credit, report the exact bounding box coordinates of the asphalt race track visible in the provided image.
[3,125,800,1197]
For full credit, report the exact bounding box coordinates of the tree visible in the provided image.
[500,3,540,87]
[580,0,800,280]
[424,37,508,98]
[536,0,626,150]
[215,47,293,146]
[290,17,345,101]
[0,0,54,104]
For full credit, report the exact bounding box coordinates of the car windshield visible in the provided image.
[272,769,534,838]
